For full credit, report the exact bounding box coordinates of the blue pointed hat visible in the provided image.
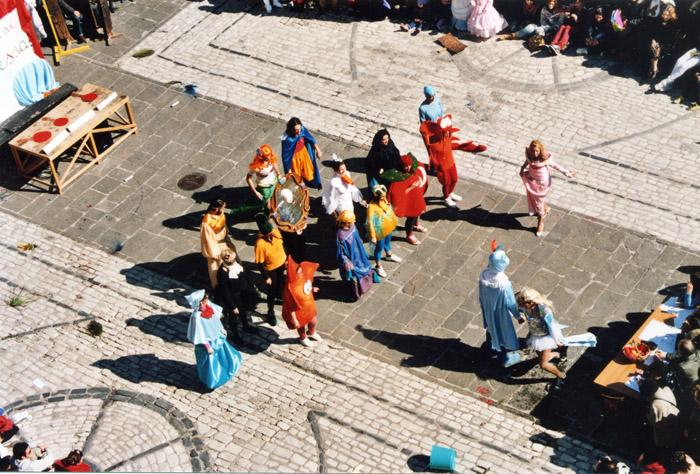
[487,240,509,273]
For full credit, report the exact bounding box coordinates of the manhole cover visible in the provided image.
[177,173,207,191]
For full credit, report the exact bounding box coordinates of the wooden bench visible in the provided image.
[594,303,678,400]
[8,83,137,194]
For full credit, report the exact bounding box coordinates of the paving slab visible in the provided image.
[1,0,700,470]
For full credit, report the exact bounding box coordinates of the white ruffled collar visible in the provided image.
[479,269,511,289]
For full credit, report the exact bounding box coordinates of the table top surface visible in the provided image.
[9,83,127,159]
[594,304,679,399]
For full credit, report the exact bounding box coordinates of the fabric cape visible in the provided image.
[281,126,322,189]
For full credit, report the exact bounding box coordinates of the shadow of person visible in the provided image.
[162,210,203,232]
[126,312,190,343]
[355,325,521,382]
[313,275,352,302]
[459,205,531,231]
[320,156,366,175]
[93,354,210,393]
[121,253,210,294]
[526,313,657,456]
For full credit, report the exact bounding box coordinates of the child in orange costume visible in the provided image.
[282,256,322,348]
[419,114,486,208]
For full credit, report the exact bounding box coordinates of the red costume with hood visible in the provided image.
[387,155,428,218]
[282,256,319,329]
[419,114,486,198]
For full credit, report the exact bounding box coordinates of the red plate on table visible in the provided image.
[32,131,52,143]
[53,117,69,127]
[81,92,98,102]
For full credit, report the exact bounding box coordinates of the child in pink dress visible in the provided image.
[467,0,508,39]
[519,140,574,236]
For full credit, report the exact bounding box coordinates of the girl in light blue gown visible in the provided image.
[185,290,242,389]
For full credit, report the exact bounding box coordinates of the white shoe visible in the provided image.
[375,265,387,278]
[655,80,671,92]
[272,0,283,6]
[444,197,458,208]
[386,254,402,263]
[576,48,587,55]
[265,4,272,12]
[301,337,315,348]
[449,193,462,202]
[308,332,322,341]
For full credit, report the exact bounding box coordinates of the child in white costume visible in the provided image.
[322,155,367,217]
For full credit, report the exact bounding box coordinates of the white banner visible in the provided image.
[0,8,40,123]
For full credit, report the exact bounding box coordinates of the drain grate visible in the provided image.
[177,173,207,191]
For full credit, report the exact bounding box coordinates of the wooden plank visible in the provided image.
[0,83,77,146]
[593,304,678,399]
[10,84,127,159]
[44,0,73,42]
[97,0,113,40]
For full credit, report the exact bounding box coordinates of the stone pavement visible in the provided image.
[114,0,700,251]
[1,0,699,470]
[0,211,608,472]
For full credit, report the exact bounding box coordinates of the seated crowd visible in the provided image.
[272,0,699,109]
[622,273,700,473]
[495,0,699,109]
[0,415,90,472]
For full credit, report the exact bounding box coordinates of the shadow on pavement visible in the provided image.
[126,312,190,343]
[93,354,210,393]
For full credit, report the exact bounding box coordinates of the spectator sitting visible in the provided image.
[497,0,564,42]
[640,376,680,449]
[430,0,452,33]
[575,7,610,56]
[673,66,700,111]
[611,0,652,63]
[654,39,700,93]
[11,443,54,472]
[53,449,90,472]
[58,0,101,44]
[655,339,700,405]
[0,415,19,443]
[545,0,588,55]
[637,448,670,474]
[646,3,682,79]
[507,0,538,33]
[666,451,699,474]
[400,0,429,35]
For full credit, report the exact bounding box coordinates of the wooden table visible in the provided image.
[594,304,678,400]
[8,83,137,194]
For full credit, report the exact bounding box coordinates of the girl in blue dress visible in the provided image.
[185,290,242,389]
[516,287,567,391]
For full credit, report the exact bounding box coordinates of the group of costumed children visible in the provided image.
[191,110,489,389]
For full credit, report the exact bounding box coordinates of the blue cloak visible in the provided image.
[336,224,373,283]
[478,270,521,352]
[185,290,242,389]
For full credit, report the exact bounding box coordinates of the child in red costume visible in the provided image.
[282,256,322,348]
[419,114,486,208]
[386,154,429,245]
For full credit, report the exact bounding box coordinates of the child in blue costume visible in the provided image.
[478,242,525,367]
[516,287,568,391]
[185,290,242,389]
[336,210,376,301]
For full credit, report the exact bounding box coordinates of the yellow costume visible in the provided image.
[200,212,236,288]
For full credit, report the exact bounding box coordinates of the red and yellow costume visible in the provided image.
[282,256,319,330]
[419,114,486,198]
